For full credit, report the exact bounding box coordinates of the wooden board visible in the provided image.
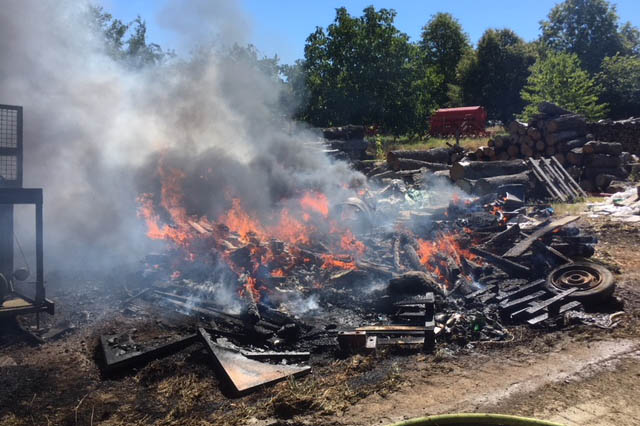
[503,216,580,258]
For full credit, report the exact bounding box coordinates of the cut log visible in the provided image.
[520,144,534,158]
[474,171,533,196]
[546,129,585,146]
[582,141,623,156]
[545,114,587,133]
[582,166,629,179]
[538,102,571,116]
[497,151,510,161]
[449,159,528,181]
[567,148,584,166]
[508,121,527,135]
[584,154,622,168]
[507,144,520,158]
[387,148,450,167]
[557,137,587,153]
[553,152,566,166]
[527,127,542,140]
[455,178,475,193]
[389,158,451,172]
[545,146,556,156]
[595,173,617,189]
[535,140,546,151]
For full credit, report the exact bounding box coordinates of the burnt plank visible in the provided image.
[497,279,545,301]
[469,247,531,278]
[503,215,579,258]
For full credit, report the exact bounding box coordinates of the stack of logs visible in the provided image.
[321,125,370,161]
[589,118,640,155]
[473,102,637,193]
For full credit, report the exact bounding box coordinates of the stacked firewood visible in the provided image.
[589,118,640,155]
[474,103,637,193]
[473,102,590,164]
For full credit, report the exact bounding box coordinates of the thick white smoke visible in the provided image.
[0,0,362,272]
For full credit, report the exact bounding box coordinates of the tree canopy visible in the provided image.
[458,29,537,123]
[597,54,640,119]
[301,6,437,135]
[540,0,638,73]
[521,52,607,120]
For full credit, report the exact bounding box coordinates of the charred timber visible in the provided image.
[468,247,531,278]
[388,271,444,296]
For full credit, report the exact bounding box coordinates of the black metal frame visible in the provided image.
[0,187,53,317]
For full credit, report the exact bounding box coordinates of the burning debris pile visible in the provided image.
[100,156,619,394]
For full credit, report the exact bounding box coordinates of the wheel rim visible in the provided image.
[549,264,603,291]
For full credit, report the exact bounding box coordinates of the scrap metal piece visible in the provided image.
[198,328,310,394]
[100,333,199,373]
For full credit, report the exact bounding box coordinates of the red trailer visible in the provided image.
[430,106,488,137]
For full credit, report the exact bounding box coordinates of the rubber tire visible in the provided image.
[545,261,615,305]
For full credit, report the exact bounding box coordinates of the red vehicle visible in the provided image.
[430,106,488,137]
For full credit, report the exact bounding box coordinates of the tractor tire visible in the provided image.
[545,261,615,305]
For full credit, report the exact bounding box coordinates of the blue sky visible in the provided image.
[98,0,640,65]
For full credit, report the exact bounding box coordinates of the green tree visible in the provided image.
[90,6,170,68]
[521,52,607,120]
[597,54,640,118]
[540,0,638,73]
[419,13,470,106]
[302,6,436,135]
[458,29,536,123]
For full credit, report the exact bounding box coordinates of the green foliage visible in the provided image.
[301,6,437,135]
[419,13,471,106]
[521,52,607,120]
[90,6,171,68]
[540,0,639,73]
[597,54,640,119]
[458,29,537,123]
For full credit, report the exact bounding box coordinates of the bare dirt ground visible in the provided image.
[1,215,639,426]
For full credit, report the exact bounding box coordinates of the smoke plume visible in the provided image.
[0,0,362,272]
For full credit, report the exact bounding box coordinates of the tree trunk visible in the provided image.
[545,114,587,133]
[474,171,533,195]
[584,154,622,168]
[557,137,587,153]
[566,148,584,166]
[389,158,451,172]
[546,129,585,146]
[582,141,623,156]
[387,148,450,167]
[450,159,528,181]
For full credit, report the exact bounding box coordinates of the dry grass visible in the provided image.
[551,197,606,216]
[373,126,506,159]
[216,354,402,425]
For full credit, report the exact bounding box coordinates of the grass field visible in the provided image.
[372,126,507,159]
